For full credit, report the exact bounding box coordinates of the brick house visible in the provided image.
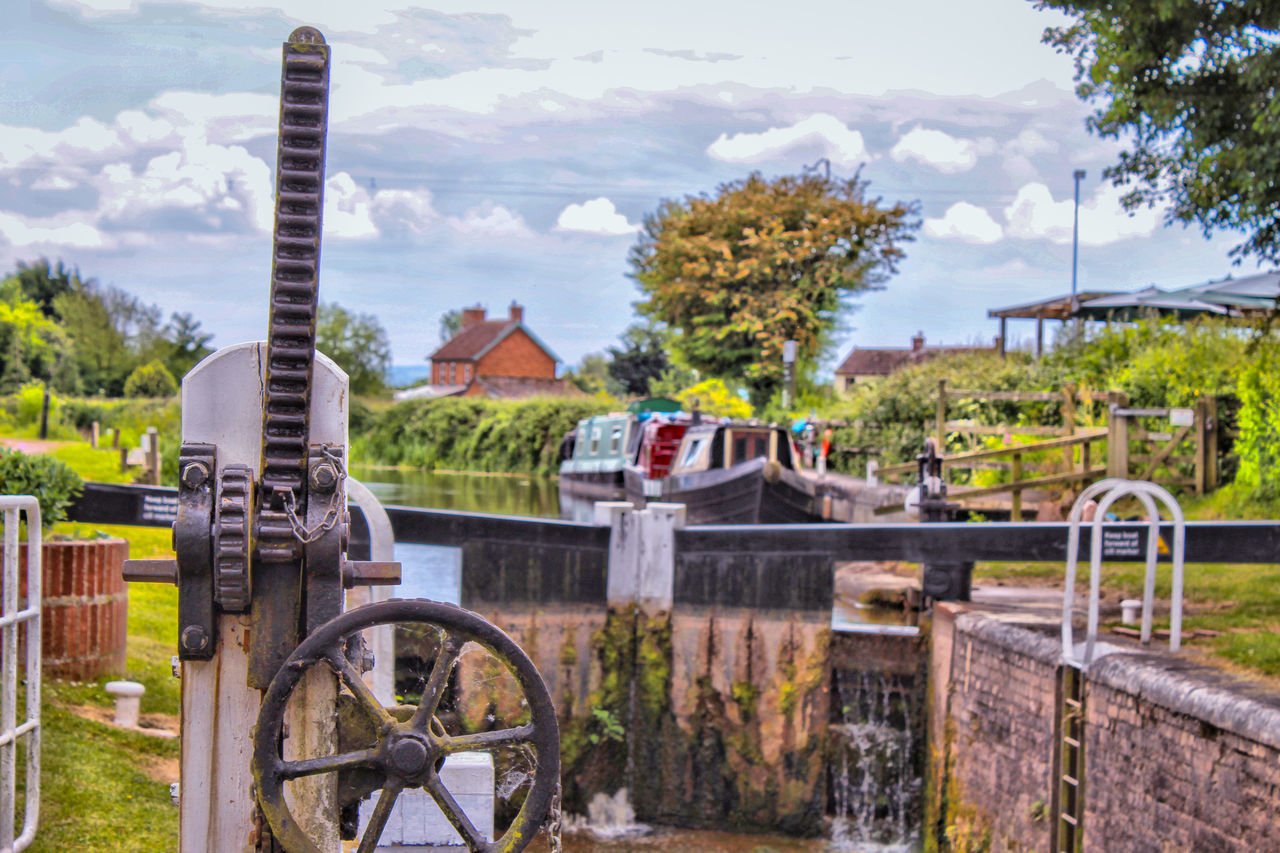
[833,332,1001,393]
[406,302,575,399]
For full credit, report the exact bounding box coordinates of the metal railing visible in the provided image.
[1062,480,1186,668]
[1,496,41,852]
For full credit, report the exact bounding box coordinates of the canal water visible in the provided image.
[350,466,921,852]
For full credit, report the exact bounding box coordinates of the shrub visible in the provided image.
[1235,338,1280,499]
[675,378,752,420]
[0,449,84,529]
[123,360,178,398]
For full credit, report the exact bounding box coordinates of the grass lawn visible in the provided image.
[23,523,180,853]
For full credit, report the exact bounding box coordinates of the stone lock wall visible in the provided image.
[930,606,1280,852]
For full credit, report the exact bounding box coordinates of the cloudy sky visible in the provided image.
[1,0,1248,377]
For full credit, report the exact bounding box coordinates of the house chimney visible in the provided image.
[911,331,925,352]
[509,301,524,323]
[462,305,485,328]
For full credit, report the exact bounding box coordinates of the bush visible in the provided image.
[1235,338,1280,499]
[123,360,178,398]
[358,396,613,474]
[0,450,84,529]
[675,379,752,420]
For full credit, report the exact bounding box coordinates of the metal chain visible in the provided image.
[547,779,563,853]
[281,446,346,544]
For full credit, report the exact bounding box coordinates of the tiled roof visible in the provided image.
[471,376,583,399]
[429,320,517,361]
[835,344,995,377]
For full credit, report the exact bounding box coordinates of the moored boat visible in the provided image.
[624,420,822,524]
[557,411,639,501]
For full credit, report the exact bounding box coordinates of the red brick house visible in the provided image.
[404,302,575,399]
[833,332,1001,393]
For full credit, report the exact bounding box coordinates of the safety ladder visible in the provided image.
[1054,663,1085,852]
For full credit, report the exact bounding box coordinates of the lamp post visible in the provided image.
[1071,169,1085,317]
[782,340,797,408]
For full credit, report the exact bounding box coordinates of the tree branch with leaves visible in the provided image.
[628,170,918,405]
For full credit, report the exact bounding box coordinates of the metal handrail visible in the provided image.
[1062,480,1186,668]
[1,496,41,852]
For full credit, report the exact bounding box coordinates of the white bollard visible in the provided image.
[105,680,146,728]
[1120,599,1142,626]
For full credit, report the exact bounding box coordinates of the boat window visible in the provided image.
[733,433,769,463]
[609,426,622,453]
[678,436,709,469]
[589,427,601,454]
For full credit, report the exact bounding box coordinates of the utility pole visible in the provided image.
[782,340,797,408]
[1071,169,1086,318]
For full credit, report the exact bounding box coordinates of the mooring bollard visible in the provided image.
[105,680,145,728]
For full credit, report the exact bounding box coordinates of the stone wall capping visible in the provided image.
[1088,651,1280,752]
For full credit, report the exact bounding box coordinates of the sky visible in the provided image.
[0,0,1251,377]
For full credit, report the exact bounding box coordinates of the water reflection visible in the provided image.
[349,466,561,518]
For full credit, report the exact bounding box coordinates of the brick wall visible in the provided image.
[933,610,1059,849]
[934,607,1280,852]
[476,329,555,379]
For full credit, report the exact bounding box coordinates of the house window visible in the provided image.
[464,364,471,382]
[448,363,456,384]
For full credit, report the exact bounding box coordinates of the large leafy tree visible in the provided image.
[316,301,392,396]
[1038,1,1280,262]
[629,170,917,404]
[606,323,670,397]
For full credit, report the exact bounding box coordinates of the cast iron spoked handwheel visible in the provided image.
[252,598,560,853]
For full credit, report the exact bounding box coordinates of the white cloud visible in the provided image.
[370,188,440,237]
[148,92,277,145]
[706,114,869,166]
[94,136,274,233]
[1006,127,1056,158]
[1004,181,1160,246]
[0,209,106,250]
[554,197,638,236]
[924,202,1003,244]
[324,172,379,240]
[890,127,983,174]
[447,202,531,239]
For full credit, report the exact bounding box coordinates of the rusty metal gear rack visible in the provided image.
[124,27,560,853]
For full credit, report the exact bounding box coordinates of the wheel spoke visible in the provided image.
[409,633,464,731]
[424,770,488,850]
[326,647,393,728]
[441,723,536,755]
[357,779,405,853]
[280,747,380,780]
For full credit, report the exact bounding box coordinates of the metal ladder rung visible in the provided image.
[1064,697,1082,709]
[1062,775,1079,787]
[1063,736,1080,748]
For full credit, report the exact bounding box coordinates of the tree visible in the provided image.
[123,359,179,398]
[316,302,392,395]
[606,323,670,397]
[439,309,463,345]
[1038,1,1280,263]
[158,312,215,379]
[629,170,918,406]
[11,257,83,318]
[53,288,133,395]
[565,353,618,396]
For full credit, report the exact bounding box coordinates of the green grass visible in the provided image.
[49,443,135,485]
[22,519,181,851]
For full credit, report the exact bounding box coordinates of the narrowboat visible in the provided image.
[557,411,641,501]
[623,420,822,524]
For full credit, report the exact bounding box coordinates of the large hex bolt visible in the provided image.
[310,462,338,493]
[181,461,210,489]
[181,625,209,654]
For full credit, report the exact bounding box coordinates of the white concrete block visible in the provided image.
[362,752,494,848]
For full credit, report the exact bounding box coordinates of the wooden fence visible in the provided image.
[873,384,1220,519]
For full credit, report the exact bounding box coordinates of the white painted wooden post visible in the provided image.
[638,503,684,615]
[178,342,348,853]
[345,478,396,704]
